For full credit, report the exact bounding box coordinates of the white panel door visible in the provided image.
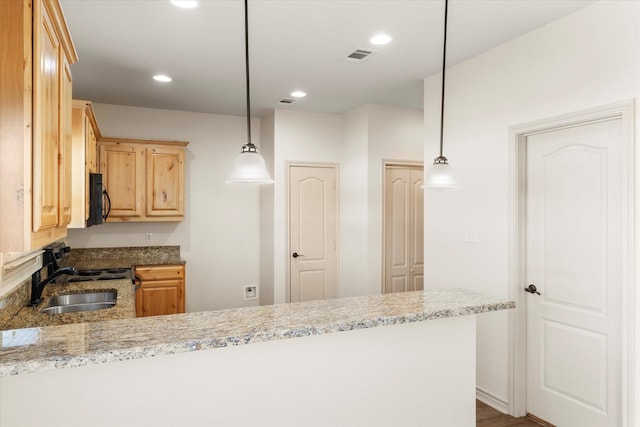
[525,118,622,426]
[384,166,424,293]
[289,165,337,302]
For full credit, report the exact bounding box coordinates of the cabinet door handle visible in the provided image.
[102,186,111,220]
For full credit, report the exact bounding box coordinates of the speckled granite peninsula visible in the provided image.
[1,288,514,426]
[0,288,513,376]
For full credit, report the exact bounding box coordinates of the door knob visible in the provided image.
[292,252,304,258]
[525,284,541,295]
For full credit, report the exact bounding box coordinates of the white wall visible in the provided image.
[423,0,640,406]
[259,112,275,306]
[266,106,423,303]
[67,104,262,312]
[340,104,424,297]
[340,106,370,297]
[365,105,424,294]
[271,109,343,303]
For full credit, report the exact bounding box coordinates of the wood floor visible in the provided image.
[476,400,544,427]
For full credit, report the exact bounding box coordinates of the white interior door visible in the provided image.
[384,165,424,293]
[525,118,622,426]
[289,165,337,302]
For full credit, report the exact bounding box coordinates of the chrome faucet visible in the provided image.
[30,266,78,305]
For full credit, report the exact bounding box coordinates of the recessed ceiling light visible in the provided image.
[170,1,198,9]
[153,74,173,82]
[370,33,392,45]
[290,91,306,98]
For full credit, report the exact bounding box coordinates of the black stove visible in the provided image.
[65,268,132,283]
[39,243,133,283]
[31,243,135,305]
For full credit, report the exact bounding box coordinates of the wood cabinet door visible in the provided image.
[136,279,185,317]
[70,101,99,228]
[32,0,60,232]
[86,117,97,174]
[99,142,145,219]
[58,55,73,226]
[1,0,76,250]
[85,116,97,220]
[0,0,31,251]
[146,146,185,218]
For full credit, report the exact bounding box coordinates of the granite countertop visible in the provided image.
[0,246,182,331]
[0,246,185,330]
[61,246,185,270]
[2,279,136,330]
[0,288,514,376]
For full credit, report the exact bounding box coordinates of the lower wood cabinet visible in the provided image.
[134,264,185,317]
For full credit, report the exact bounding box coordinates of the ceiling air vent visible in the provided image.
[278,97,296,104]
[345,48,377,62]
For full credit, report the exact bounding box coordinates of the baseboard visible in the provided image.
[476,387,509,414]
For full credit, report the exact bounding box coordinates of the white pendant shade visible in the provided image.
[424,0,461,191]
[227,151,273,184]
[226,0,274,185]
[423,162,459,189]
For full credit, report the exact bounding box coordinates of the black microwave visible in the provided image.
[87,173,111,227]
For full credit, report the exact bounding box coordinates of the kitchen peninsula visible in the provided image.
[0,289,513,426]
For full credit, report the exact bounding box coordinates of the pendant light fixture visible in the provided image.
[423,0,459,189]
[227,0,273,184]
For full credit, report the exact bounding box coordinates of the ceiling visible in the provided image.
[60,0,596,117]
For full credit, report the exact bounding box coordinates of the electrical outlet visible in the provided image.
[243,285,258,300]
[464,228,478,243]
[146,233,153,242]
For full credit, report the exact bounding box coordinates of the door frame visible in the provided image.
[285,162,340,303]
[381,160,424,293]
[507,100,636,422]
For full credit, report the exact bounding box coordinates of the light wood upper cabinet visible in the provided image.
[99,141,146,219]
[146,145,185,218]
[98,138,188,222]
[69,100,101,228]
[32,0,61,232]
[0,0,77,251]
[58,56,73,227]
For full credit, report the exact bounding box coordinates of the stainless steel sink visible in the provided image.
[41,291,117,315]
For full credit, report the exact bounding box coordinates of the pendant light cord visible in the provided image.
[438,0,448,159]
[244,0,253,146]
